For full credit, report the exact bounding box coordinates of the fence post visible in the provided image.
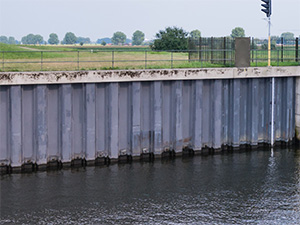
[198,37,202,62]
[211,37,214,64]
[112,51,114,69]
[171,51,173,69]
[296,37,299,62]
[41,51,43,71]
[223,37,226,65]
[281,37,284,62]
[188,44,191,63]
[232,40,235,66]
[256,49,258,67]
[145,50,147,69]
[2,52,4,71]
[77,51,79,70]
[251,37,254,63]
[188,38,191,62]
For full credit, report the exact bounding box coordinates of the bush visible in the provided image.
[150,26,188,51]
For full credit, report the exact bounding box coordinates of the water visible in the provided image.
[1,147,300,224]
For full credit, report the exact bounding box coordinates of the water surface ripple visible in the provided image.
[1,148,300,224]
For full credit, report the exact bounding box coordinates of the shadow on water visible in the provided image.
[1,146,300,224]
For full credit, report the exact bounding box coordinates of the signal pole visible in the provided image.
[268,16,271,67]
[268,15,274,147]
[261,0,274,147]
[261,0,272,66]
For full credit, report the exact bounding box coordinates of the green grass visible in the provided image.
[251,61,300,67]
[80,61,232,71]
[0,43,299,72]
[0,44,79,60]
[0,43,28,51]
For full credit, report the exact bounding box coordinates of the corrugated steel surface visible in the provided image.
[296,77,300,141]
[0,78,296,168]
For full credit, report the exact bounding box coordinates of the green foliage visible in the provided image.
[261,43,276,50]
[0,36,16,44]
[281,32,294,40]
[48,33,59,45]
[251,61,300,67]
[22,35,31,44]
[101,41,106,46]
[22,34,33,44]
[0,36,8,44]
[76,37,91,44]
[150,26,188,51]
[35,35,44,44]
[8,37,16,44]
[231,27,245,38]
[21,34,44,44]
[190,30,201,40]
[63,32,77,44]
[0,43,23,51]
[97,38,111,44]
[271,36,280,44]
[132,30,145,45]
[112,32,127,45]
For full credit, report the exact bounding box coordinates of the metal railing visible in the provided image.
[0,49,299,72]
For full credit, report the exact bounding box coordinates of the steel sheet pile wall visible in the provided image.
[296,78,300,141]
[0,78,296,168]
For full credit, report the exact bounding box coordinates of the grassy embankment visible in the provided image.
[0,43,299,72]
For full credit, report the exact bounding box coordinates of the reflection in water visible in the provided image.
[1,147,300,224]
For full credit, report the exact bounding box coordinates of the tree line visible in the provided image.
[0,30,147,46]
[0,28,297,51]
[150,27,298,51]
[0,36,18,44]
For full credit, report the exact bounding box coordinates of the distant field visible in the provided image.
[1,44,150,52]
[0,43,299,72]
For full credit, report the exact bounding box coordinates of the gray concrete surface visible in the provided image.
[1,67,300,86]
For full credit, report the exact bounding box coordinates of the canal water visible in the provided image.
[1,147,300,224]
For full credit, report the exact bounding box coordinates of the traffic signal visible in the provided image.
[261,0,271,17]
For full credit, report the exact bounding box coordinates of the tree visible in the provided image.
[190,30,201,40]
[132,30,145,45]
[281,32,294,40]
[0,36,8,44]
[96,38,111,44]
[8,36,16,45]
[48,33,59,45]
[262,43,276,50]
[111,31,126,45]
[76,37,91,44]
[21,34,34,44]
[101,40,106,46]
[21,34,44,44]
[35,35,44,44]
[150,26,188,51]
[231,27,245,38]
[271,36,280,45]
[63,32,77,44]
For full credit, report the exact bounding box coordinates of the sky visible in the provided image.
[0,0,299,42]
